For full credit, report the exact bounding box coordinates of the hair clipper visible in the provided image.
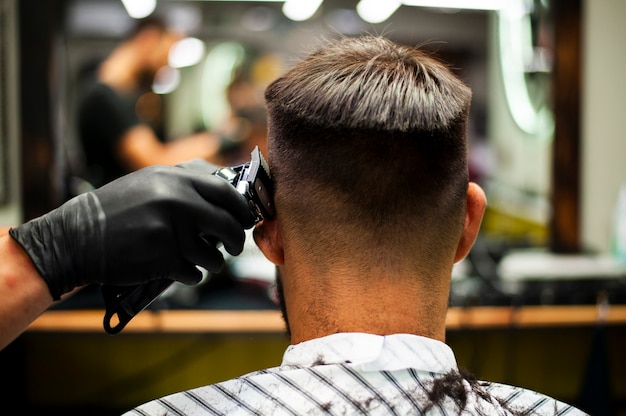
[101,146,274,334]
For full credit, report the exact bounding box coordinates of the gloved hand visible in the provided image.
[9,162,255,300]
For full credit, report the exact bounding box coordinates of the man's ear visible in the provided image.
[454,182,487,263]
[253,218,284,265]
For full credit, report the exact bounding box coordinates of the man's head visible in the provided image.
[254,36,486,340]
[128,17,183,79]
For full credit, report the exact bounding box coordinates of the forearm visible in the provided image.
[118,125,221,170]
[0,229,54,350]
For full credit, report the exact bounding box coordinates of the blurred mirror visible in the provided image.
[55,0,560,308]
[62,0,554,242]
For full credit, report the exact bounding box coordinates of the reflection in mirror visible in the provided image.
[59,0,579,310]
[58,0,492,309]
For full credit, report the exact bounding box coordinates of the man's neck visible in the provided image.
[281,264,451,345]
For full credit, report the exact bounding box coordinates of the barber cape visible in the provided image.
[124,333,588,415]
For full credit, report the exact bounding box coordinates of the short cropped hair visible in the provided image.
[265,36,472,269]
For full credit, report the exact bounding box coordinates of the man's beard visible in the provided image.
[273,267,291,338]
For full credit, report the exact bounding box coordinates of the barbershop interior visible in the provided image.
[0,0,625,414]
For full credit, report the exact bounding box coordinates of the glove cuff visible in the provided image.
[8,193,106,300]
[9,225,62,299]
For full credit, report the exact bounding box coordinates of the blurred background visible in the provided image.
[0,0,625,414]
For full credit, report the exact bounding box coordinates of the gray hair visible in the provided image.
[265,36,471,132]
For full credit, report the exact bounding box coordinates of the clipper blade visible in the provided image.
[248,146,274,220]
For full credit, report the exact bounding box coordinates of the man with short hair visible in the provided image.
[126,36,587,415]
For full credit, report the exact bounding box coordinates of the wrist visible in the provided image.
[0,232,53,302]
[0,232,54,350]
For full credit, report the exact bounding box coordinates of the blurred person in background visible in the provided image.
[76,16,221,189]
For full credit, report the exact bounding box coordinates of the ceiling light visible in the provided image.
[169,37,206,68]
[282,0,323,21]
[401,0,506,11]
[356,0,402,24]
[152,66,180,94]
[121,0,157,19]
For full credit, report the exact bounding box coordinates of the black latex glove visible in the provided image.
[9,163,255,300]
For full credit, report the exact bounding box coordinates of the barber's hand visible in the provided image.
[9,163,255,300]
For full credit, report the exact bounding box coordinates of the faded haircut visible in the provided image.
[264,35,472,267]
